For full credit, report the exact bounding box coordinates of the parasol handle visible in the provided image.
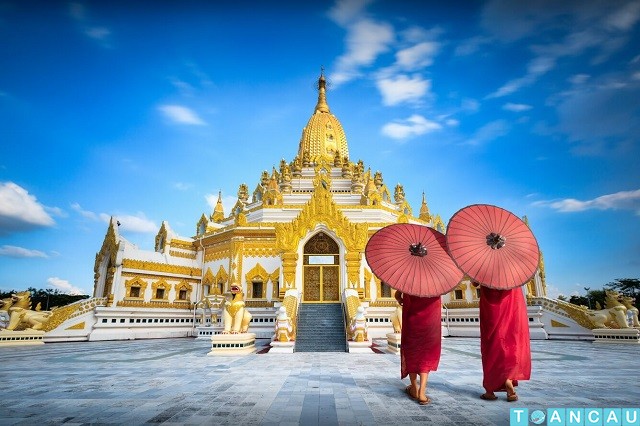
[486,232,506,249]
[409,242,427,257]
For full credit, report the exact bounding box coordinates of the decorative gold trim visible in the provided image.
[122,259,201,277]
[116,300,192,309]
[65,322,85,330]
[169,250,197,259]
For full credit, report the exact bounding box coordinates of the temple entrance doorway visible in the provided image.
[302,232,340,302]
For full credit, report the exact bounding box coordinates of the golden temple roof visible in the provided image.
[298,72,349,163]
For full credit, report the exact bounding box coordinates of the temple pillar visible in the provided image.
[345,252,363,298]
[279,252,298,298]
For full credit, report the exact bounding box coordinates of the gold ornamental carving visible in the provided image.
[120,272,199,285]
[169,250,197,260]
[274,181,368,254]
[122,259,201,278]
[94,219,119,291]
[203,268,215,285]
[245,263,269,294]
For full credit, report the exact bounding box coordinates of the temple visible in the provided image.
[3,72,637,347]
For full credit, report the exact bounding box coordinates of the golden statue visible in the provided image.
[274,306,294,342]
[1,291,52,331]
[619,295,639,327]
[222,285,252,334]
[587,290,629,328]
[349,306,368,342]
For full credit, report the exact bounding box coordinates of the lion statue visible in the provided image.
[620,295,639,327]
[587,290,629,329]
[2,291,53,331]
[222,285,252,334]
[274,306,294,342]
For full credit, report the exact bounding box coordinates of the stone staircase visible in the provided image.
[295,303,347,352]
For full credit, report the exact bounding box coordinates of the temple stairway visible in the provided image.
[295,303,347,352]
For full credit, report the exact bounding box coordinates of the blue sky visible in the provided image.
[1,0,639,298]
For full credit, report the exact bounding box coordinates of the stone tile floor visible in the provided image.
[0,337,638,425]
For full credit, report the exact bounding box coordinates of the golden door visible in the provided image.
[302,232,340,302]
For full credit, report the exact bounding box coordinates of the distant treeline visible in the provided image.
[0,287,89,310]
[558,278,639,309]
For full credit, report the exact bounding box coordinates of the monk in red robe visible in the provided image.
[395,290,441,405]
[476,283,531,402]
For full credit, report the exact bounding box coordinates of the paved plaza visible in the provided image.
[0,337,638,425]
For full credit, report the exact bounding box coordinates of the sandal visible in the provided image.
[507,393,518,402]
[418,396,431,405]
[405,385,417,400]
[481,393,498,401]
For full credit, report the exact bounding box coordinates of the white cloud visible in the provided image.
[0,245,48,258]
[394,41,439,70]
[488,57,555,98]
[172,182,193,191]
[534,189,640,214]
[328,0,372,26]
[376,74,430,106]
[455,35,492,56]
[381,114,441,140]
[484,0,640,98]
[330,18,394,86]
[605,0,640,30]
[68,3,112,47]
[158,104,206,126]
[98,212,158,233]
[554,74,640,154]
[47,277,86,295]
[569,74,590,85]
[71,202,98,220]
[503,103,532,112]
[0,182,55,235]
[461,98,480,113]
[71,203,157,233]
[467,120,510,145]
[85,27,110,41]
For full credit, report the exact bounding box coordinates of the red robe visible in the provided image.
[400,294,442,379]
[479,286,531,392]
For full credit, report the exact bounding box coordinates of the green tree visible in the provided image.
[606,278,640,306]
[0,288,88,310]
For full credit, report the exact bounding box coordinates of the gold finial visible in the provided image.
[315,67,330,114]
[212,190,224,222]
[419,192,431,222]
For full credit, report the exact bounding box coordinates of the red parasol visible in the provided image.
[446,204,540,289]
[365,223,464,297]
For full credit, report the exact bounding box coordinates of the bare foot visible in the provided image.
[505,379,518,401]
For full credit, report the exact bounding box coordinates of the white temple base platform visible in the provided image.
[386,333,401,354]
[348,339,374,353]
[0,329,45,346]
[269,340,295,353]
[208,333,256,355]
[592,328,640,344]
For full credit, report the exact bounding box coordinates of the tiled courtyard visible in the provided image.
[0,337,638,425]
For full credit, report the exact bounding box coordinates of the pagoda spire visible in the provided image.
[419,192,431,222]
[314,67,330,113]
[211,191,225,223]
